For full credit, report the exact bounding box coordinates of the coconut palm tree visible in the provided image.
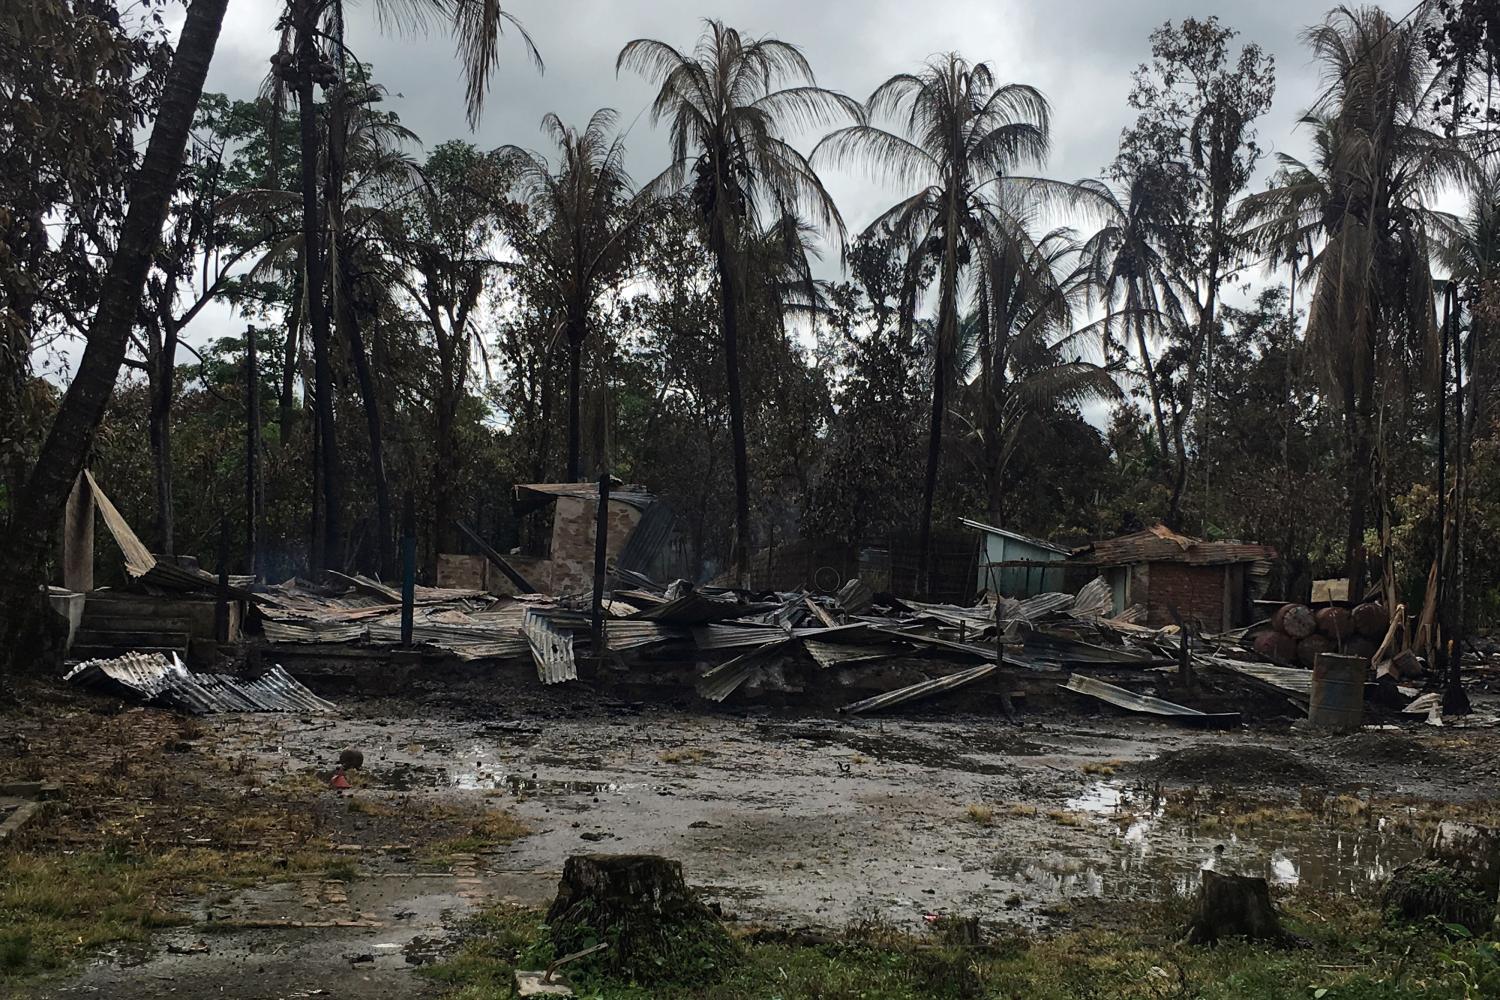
[618,20,859,584]
[814,54,1053,590]
[499,109,649,482]
[269,0,540,573]
[1074,169,1190,467]
[961,215,1123,518]
[1240,5,1470,598]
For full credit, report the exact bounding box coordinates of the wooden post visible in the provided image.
[591,472,609,656]
[245,324,260,579]
[214,517,230,643]
[1169,604,1193,689]
[400,492,415,647]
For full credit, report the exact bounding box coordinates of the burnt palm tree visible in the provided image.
[618,20,859,583]
[499,109,648,482]
[815,54,1053,590]
[1241,5,1469,597]
[268,0,540,573]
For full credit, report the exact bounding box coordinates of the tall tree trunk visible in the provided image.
[279,256,304,447]
[293,7,341,575]
[1343,397,1371,602]
[245,324,261,576]
[978,285,998,519]
[433,386,457,563]
[918,203,959,596]
[0,0,229,678]
[149,320,179,555]
[339,268,393,580]
[713,230,751,587]
[1131,288,1173,461]
[565,317,584,482]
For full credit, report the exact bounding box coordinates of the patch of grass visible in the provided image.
[1045,808,1088,827]
[345,795,397,817]
[1082,758,1124,777]
[0,844,338,978]
[425,806,532,857]
[658,748,709,765]
[424,893,1477,999]
[964,803,995,825]
[1005,802,1040,818]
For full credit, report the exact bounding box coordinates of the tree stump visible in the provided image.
[546,854,737,985]
[1182,870,1290,946]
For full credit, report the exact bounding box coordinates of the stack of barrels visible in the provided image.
[1253,602,1389,668]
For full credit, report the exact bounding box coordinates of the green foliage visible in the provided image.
[425,896,1485,1000]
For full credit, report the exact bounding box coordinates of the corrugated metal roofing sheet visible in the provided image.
[616,501,677,574]
[524,610,577,684]
[839,663,998,715]
[64,653,335,714]
[1061,673,1239,727]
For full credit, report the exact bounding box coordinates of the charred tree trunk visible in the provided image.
[293,9,340,575]
[1132,292,1173,462]
[712,231,751,587]
[245,325,261,576]
[341,284,393,580]
[279,259,304,448]
[149,318,179,555]
[433,378,458,561]
[565,316,585,482]
[0,0,229,678]
[919,214,959,598]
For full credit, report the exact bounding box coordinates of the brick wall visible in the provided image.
[1141,562,1226,631]
[547,497,642,595]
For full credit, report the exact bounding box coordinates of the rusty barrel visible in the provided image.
[1308,652,1367,730]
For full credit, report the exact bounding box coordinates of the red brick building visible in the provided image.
[1069,525,1276,632]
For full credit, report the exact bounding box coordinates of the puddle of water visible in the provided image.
[1008,780,1424,900]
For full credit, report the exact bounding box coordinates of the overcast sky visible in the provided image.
[197,0,1401,225]
[42,0,1410,381]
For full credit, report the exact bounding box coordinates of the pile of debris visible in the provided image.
[249,569,1232,715]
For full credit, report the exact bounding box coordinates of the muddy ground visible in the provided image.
[5,674,1498,998]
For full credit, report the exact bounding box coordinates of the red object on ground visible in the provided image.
[330,771,351,790]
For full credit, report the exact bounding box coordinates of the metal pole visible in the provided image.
[591,472,610,656]
[400,492,415,647]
